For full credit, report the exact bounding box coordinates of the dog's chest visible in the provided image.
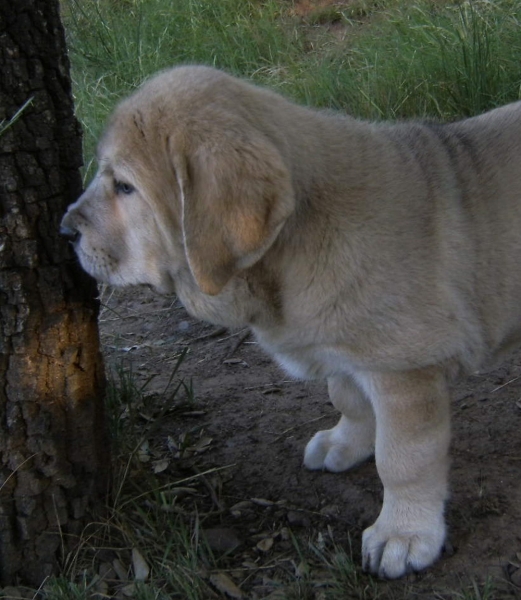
[274,350,348,380]
[254,330,356,380]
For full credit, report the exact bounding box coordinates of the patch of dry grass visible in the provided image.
[38,353,385,599]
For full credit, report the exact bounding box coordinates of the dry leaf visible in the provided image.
[138,411,154,422]
[132,548,150,581]
[138,441,150,463]
[256,537,274,552]
[152,458,170,473]
[168,486,198,497]
[112,558,128,580]
[230,500,254,517]
[121,583,136,597]
[511,568,521,587]
[251,498,274,507]
[166,435,179,452]
[316,531,326,550]
[93,578,109,596]
[192,437,213,453]
[209,572,244,599]
[242,560,258,569]
[294,560,309,578]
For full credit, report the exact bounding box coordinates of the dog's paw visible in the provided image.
[362,518,445,579]
[303,418,374,472]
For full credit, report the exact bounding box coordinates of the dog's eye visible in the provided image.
[114,180,135,195]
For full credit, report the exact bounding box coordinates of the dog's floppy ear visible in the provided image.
[173,132,295,295]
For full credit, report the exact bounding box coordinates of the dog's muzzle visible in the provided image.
[59,224,80,244]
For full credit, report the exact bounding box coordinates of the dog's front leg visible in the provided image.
[356,366,451,579]
[304,375,375,472]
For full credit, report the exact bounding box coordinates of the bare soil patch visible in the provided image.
[99,286,521,598]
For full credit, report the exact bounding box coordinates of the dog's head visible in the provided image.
[61,66,295,299]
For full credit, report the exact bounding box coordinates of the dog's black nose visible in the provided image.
[59,225,80,243]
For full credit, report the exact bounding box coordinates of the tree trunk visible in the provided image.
[0,0,109,586]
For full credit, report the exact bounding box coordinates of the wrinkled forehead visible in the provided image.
[94,106,183,197]
[97,67,240,153]
[98,108,140,156]
[96,108,156,171]
[95,153,136,186]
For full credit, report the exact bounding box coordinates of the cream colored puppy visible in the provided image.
[61,66,521,579]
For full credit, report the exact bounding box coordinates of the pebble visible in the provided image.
[202,527,242,553]
[286,510,311,527]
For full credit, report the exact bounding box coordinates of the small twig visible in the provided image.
[99,313,143,323]
[490,375,521,393]
[99,301,133,322]
[194,467,225,512]
[227,330,252,358]
[101,333,141,343]
[216,328,249,343]
[142,500,194,516]
[191,327,228,343]
[244,380,298,391]
[31,575,49,600]
[271,414,331,442]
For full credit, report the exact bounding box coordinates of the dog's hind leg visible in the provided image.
[304,375,375,472]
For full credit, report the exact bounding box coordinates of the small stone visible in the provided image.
[203,528,242,553]
[319,504,339,517]
[230,500,254,517]
[286,510,310,527]
[511,568,521,587]
[251,498,274,507]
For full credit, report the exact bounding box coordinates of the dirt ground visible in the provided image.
[99,286,521,598]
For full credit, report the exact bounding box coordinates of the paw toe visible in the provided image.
[303,431,329,470]
[304,429,372,472]
[362,527,444,579]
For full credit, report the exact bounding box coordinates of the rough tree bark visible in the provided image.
[0,0,109,586]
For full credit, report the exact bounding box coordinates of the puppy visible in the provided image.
[61,65,521,578]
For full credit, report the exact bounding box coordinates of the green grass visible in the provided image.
[62,0,304,178]
[0,97,33,137]
[62,0,521,181]
[291,0,521,118]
